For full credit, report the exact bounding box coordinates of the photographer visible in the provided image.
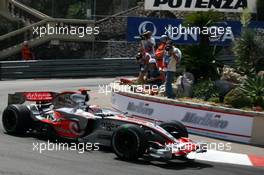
[136,48,152,84]
[140,31,156,57]
[155,35,168,70]
[145,58,163,87]
[163,40,173,72]
[165,45,182,99]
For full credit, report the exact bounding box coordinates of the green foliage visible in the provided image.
[257,0,264,20]
[233,28,264,76]
[224,88,252,108]
[184,10,224,27]
[66,1,87,19]
[184,10,224,44]
[0,19,23,50]
[207,97,221,103]
[0,21,15,35]
[183,11,224,80]
[21,0,52,17]
[183,45,219,80]
[225,76,264,109]
[241,8,251,27]
[239,76,264,107]
[20,0,87,18]
[233,9,264,76]
[192,80,219,101]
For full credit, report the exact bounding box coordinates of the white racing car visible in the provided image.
[2,89,207,161]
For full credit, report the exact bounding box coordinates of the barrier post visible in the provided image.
[0,62,2,80]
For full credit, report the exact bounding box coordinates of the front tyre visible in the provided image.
[160,121,188,139]
[111,124,147,161]
[2,104,31,134]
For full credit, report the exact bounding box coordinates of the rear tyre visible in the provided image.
[111,124,147,161]
[2,104,31,134]
[160,121,188,139]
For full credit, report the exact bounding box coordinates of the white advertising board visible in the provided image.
[112,92,253,143]
[144,0,257,13]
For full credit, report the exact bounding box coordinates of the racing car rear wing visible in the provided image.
[7,89,91,106]
[8,92,58,105]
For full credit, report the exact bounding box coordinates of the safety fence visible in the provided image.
[0,58,139,80]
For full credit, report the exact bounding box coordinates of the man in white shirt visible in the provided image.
[165,46,182,99]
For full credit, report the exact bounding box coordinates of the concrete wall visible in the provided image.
[251,116,264,146]
[0,0,8,11]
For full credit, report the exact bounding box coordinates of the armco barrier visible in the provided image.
[0,62,2,80]
[110,82,264,146]
[0,58,139,80]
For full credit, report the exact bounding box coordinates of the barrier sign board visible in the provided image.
[144,0,257,13]
[112,92,254,143]
[127,17,264,46]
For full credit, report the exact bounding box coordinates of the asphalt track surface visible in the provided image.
[0,78,263,175]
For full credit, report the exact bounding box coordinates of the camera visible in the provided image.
[140,31,151,40]
[136,52,143,60]
[165,44,173,51]
[140,33,148,40]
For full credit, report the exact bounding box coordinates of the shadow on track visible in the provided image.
[1,132,213,171]
[113,157,213,170]
[100,146,213,170]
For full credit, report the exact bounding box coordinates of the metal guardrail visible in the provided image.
[0,58,138,80]
[9,0,51,21]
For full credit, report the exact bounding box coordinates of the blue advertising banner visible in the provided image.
[127,17,264,46]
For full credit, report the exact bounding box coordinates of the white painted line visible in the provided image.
[191,150,253,166]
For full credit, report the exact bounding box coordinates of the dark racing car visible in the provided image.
[2,89,206,161]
